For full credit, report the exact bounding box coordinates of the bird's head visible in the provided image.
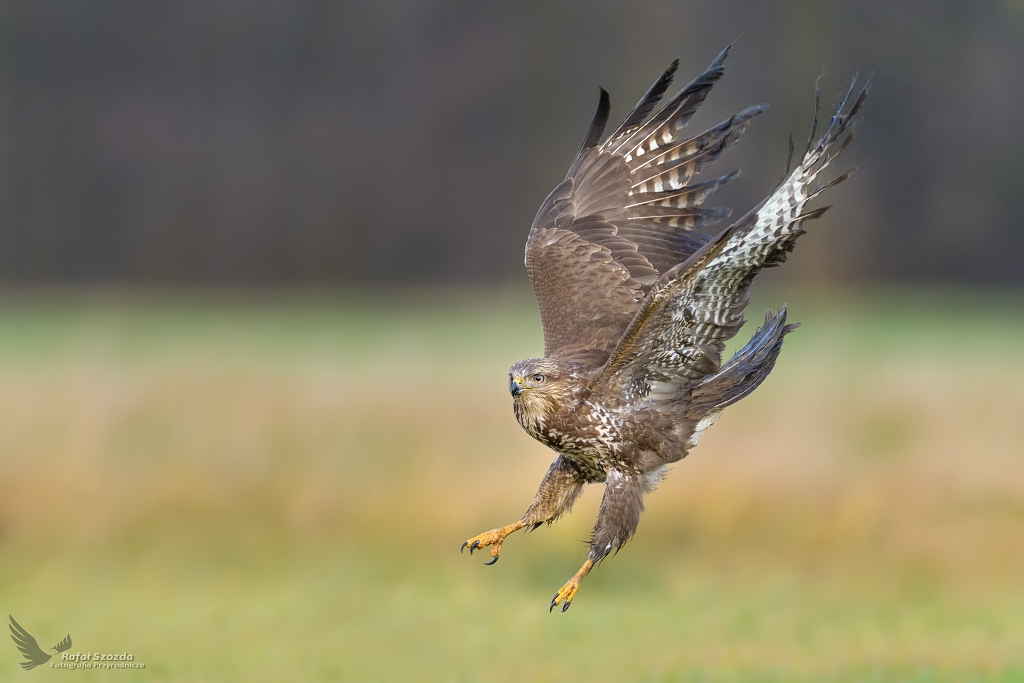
[508,358,584,427]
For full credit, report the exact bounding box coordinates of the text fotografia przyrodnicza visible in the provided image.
[51,652,145,670]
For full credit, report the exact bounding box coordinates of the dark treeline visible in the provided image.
[0,0,1021,285]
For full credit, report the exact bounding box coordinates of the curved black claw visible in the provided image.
[549,593,558,613]
[469,540,480,555]
[460,541,468,554]
[561,600,571,612]
[482,554,499,566]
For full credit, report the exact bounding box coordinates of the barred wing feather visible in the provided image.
[595,79,869,397]
[526,46,766,363]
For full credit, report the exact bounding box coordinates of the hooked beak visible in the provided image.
[510,377,524,397]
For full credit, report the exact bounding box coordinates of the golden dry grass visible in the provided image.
[0,287,1023,681]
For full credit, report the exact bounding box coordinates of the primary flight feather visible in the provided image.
[461,46,867,611]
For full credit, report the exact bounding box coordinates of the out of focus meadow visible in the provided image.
[1,287,1022,681]
[1,1,1023,681]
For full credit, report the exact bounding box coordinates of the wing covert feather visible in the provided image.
[527,227,644,362]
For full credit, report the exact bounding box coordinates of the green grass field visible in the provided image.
[1,287,1023,682]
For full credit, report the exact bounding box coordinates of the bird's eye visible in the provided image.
[532,374,545,383]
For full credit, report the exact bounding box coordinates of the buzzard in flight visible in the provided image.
[461,46,867,611]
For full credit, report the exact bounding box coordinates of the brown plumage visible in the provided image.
[461,46,868,611]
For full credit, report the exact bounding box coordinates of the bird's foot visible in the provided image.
[550,558,595,612]
[461,521,526,564]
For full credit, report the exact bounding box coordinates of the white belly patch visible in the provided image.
[687,411,722,449]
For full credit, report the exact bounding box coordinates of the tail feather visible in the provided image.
[689,307,797,412]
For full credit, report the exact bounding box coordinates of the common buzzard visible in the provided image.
[462,46,867,611]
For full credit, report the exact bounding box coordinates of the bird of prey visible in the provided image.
[9,616,72,670]
[461,46,867,611]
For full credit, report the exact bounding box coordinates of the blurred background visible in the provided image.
[0,1,1022,681]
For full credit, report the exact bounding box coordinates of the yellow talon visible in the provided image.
[550,559,594,612]
[461,521,526,562]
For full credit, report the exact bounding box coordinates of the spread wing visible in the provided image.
[594,78,868,399]
[9,616,52,670]
[526,46,766,365]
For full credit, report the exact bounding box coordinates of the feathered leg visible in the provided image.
[550,468,645,611]
[462,455,588,564]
